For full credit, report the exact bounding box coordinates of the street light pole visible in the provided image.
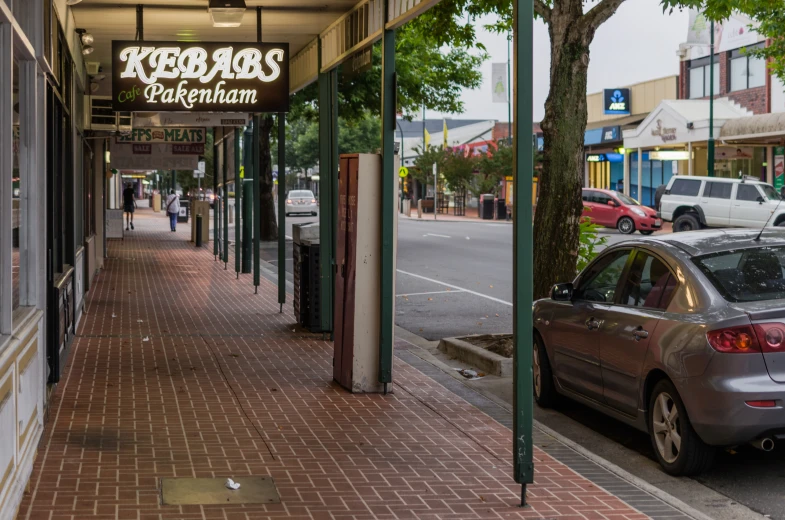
[708,20,715,177]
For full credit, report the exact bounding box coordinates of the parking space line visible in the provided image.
[396,290,463,297]
[396,270,512,306]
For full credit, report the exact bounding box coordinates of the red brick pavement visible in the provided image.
[18,210,649,520]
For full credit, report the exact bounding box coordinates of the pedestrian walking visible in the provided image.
[165,189,180,232]
[123,183,136,230]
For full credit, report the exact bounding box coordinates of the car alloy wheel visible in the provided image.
[617,217,635,234]
[652,392,681,464]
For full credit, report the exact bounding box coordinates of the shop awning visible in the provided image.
[586,113,646,130]
[623,98,752,149]
[720,113,785,142]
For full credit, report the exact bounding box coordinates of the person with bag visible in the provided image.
[165,190,180,232]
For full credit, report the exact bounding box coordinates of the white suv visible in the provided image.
[660,176,785,232]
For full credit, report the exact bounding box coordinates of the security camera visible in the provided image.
[686,122,694,129]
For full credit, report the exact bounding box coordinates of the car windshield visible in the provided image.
[289,191,314,198]
[615,192,639,206]
[760,184,781,201]
[693,246,785,302]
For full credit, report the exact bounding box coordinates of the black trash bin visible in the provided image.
[479,194,495,220]
[177,199,190,223]
[495,199,506,220]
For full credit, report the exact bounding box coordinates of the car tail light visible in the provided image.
[753,323,785,353]
[746,400,777,408]
[311,199,317,203]
[286,199,292,204]
[706,326,760,353]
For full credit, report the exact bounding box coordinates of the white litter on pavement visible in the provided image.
[455,368,484,380]
[225,478,241,490]
[142,337,150,342]
[112,314,117,318]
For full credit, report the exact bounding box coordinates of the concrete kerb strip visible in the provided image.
[394,327,761,520]
[438,337,512,377]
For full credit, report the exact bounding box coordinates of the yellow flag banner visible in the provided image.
[443,120,448,147]
[424,127,431,147]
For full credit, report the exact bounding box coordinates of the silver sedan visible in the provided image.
[534,229,785,475]
[285,190,317,216]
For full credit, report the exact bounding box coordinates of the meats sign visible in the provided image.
[112,41,289,113]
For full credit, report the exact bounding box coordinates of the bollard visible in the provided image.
[195,214,203,247]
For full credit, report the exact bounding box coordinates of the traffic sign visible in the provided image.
[399,166,409,178]
[239,166,245,179]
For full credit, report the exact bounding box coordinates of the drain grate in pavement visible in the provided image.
[161,477,280,505]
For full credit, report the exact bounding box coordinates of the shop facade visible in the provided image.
[0,1,103,516]
[583,76,678,192]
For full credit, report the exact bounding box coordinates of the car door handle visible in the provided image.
[632,327,649,340]
[586,318,602,331]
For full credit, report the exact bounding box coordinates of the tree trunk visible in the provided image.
[533,12,591,299]
[258,115,278,242]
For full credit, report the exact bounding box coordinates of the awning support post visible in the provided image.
[213,129,219,260]
[318,45,336,334]
[253,115,261,292]
[277,113,286,312]
[222,136,229,269]
[234,128,241,277]
[378,0,395,386]
[512,0,534,506]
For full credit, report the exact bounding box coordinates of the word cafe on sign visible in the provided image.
[112,41,290,112]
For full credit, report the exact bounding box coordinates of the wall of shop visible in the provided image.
[629,152,677,207]
[587,76,678,123]
[679,55,768,115]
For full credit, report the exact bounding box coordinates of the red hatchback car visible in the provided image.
[581,189,662,235]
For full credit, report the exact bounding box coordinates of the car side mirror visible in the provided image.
[551,283,574,301]
[757,196,765,204]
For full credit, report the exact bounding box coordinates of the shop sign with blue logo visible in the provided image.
[604,88,631,115]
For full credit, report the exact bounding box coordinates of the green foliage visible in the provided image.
[577,213,608,273]
[441,148,478,192]
[475,140,512,197]
[282,112,381,174]
[411,144,446,186]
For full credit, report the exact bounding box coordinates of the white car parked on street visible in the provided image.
[285,190,318,216]
[660,176,785,232]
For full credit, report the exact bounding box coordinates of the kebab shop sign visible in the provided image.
[112,41,290,113]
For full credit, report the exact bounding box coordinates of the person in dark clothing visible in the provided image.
[654,184,667,212]
[123,183,136,230]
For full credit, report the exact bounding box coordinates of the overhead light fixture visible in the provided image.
[81,33,94,45]
[82,46,94,56]
[208,0,246,28]
[66,0,83,5]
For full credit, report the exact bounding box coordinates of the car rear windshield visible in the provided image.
[290,191,314,198]
[693,246,785,302]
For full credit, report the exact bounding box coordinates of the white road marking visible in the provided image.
[396,290,463,297]
[423,233,451,238]
[396,270,512,307]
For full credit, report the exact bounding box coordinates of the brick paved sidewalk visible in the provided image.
[18,209,649,520]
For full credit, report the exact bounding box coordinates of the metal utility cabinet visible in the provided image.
[333,154,397,393]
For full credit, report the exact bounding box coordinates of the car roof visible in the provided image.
[583,188,617,195]
[618,229,785,257]
[670,175,767,185]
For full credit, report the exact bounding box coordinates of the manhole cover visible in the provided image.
[161,477,280,505]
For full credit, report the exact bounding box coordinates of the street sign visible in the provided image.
[197,160,206,173]
[193,171,205,178]
[399,166,408,178]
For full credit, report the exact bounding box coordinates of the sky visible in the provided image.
[428,0,690,123]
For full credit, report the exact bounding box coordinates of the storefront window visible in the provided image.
[688,59,719,99]
[730,45,766,92]
[12,59,20,311]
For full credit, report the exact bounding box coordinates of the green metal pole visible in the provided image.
[277,113,286,312]
[513,0,534,506]
[708,20,715,177]
[222,136,229,268]
[213,130,219,260]
[242,128,253,273]
[318,46,334,333]
[253,115,261,292]
[235,128,241,277]
[378,4,395,389]
[507,30,512,143]
[330,68,338,335]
